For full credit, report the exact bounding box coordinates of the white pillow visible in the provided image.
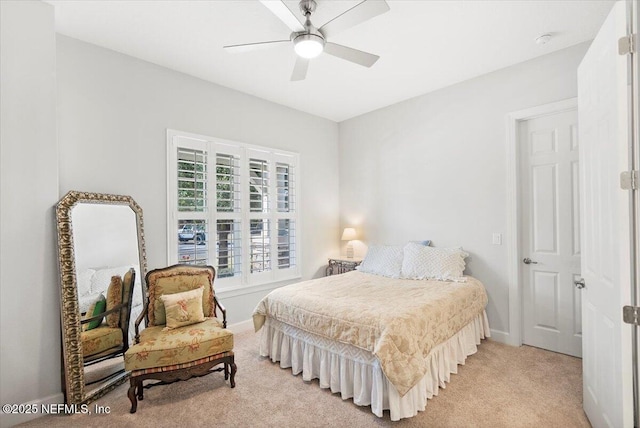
[90,265,133,295]
[76,268,96,298]
[401,242,468,282]
[357,245,403,278]
[79,291,103,315]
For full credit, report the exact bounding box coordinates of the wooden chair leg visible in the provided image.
[229,357,237,388]
[224,362,229,380]
[137,379,144,400]
[127,378,138,414]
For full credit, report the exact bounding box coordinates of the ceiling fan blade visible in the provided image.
[259,0,305,32]
[291,57,309,81]
[319,0,390,39]
[223,40,290,53]
[323,42,379,68]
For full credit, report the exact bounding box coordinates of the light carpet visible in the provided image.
[22,330,590,427]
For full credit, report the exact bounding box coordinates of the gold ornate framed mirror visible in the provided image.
[56,191,147,404]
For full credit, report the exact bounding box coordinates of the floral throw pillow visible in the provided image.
[160,286,206,330]
[105,275,123,328]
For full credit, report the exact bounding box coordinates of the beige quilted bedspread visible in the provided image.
[253,271,488,396]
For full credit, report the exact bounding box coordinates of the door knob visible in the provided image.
[523,257,538,264]
[574,278,586,289]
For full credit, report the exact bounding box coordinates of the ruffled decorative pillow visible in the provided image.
[76,268,95,298]
[401,242,468,282]
[105,275,123,328]
[159,286,206,330]
[356,245,404,278]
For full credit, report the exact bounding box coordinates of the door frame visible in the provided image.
[625,1,639,424]
[505,97,578,347]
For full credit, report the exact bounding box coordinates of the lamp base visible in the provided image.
[346,243,354,259]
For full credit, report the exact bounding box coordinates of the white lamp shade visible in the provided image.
[341,227,357,241]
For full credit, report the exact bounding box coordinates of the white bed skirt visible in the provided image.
[259,311,490,421]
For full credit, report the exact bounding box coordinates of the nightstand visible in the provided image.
[325,256,363,276]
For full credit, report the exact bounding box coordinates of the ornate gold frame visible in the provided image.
[56,191,147,404]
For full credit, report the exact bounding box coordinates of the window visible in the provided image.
[167,130,300,290]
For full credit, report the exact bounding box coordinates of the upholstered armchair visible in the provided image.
[80,268,135,365]
[124,264,236,413]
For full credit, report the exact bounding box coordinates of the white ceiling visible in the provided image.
[46,0,614,122]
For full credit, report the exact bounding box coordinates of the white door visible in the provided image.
[520,109,582,357]
[578,1,634,427]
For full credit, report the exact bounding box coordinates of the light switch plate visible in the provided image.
[492,233,502,245]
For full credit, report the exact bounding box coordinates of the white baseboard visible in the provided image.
[489,329,516,345]
[228,318,254,334]
[0,392,64,427]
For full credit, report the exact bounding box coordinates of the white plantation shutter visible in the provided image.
[177,148,207,212]
[249,219,271,273]
[274,157,297,271]
[173,142,210,266]
[246,149,271,280]
[214,145,243,281]
[167,130,299,290]
[215,219,242,279]
[277,219,295,269]
[249,158,269,213]
[215,153,241,213]
[276,162,294,213]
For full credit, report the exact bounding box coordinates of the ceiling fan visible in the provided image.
[223,0,390,81]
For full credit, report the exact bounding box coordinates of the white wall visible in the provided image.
[0,1,62,426]
[73,204,139,270]
[56,35,340,324]
[338,43,589,338]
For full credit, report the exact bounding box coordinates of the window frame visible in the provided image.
[167,129,301,293]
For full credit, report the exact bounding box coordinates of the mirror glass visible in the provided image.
[56,191,147,405]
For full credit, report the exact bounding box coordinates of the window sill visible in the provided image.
[216,275,302,299]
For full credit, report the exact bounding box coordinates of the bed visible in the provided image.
[253,260,490,421]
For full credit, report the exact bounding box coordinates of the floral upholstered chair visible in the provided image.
[124,264,236,413]
[81,268,135,365]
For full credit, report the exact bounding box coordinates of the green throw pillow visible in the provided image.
[83,294,106,331]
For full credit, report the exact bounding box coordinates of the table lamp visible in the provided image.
[341,227,357,258]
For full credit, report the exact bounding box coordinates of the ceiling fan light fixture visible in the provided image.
[227,0,390,81]
[293,33,325,58]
